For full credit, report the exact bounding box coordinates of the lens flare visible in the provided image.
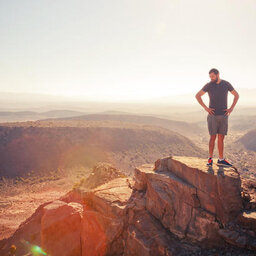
[20,239,48,255]
[31,245,47,255]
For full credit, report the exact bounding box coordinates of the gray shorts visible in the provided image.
[207,114,228,135]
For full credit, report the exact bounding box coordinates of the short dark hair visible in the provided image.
[209,68,219,75]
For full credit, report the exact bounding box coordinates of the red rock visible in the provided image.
[153,156,243,224]
[80,177,134,256]
[41,200,83,256]
[238,210,256,231]
[1,156,256,255]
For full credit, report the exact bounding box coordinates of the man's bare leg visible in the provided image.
[217,134,225,159]
[209,134,217,158]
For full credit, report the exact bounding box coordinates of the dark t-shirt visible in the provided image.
[201,79,234,115]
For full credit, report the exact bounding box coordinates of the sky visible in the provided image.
[0,0,255,101]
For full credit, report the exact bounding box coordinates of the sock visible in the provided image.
[218,158,224,161]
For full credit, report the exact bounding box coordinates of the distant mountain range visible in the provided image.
[0,109,87,122]
[41,113,204,137]
[0,87,255,109]
[0,88,255,130]
[148,87,256,106]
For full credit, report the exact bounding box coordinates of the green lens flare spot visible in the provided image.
[31,245,47,255]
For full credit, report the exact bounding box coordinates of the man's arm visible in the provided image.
[195,90,215,115]
[229,89,239,109]
[195,90,207,109]
[224,89,239,115]
[230,89,239,109]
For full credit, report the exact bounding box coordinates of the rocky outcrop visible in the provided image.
[131,156,256,252]
[77,162,127,190]
[1,155,256,256]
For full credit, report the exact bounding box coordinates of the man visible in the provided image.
[195,68,239,167]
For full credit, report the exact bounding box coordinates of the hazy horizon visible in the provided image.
[1,0,256,102]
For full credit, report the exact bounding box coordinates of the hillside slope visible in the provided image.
[0,120,206,178]
[237,128,256,151]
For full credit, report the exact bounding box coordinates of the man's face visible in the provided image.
[209,73,219,83]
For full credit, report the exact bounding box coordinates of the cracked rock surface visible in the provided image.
[1,155,256,255]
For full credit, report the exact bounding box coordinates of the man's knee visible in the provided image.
[210,134,217,141]
[217,134,225,140]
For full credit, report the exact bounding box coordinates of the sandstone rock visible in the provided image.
[1,156,256,256]
[135,156,225,245]
[218,227,256,250]
[152,155,243,224]
[237,210,256,231]
[41,200,83,256]
[80,177,134,256]
[81,162,126,190]
[123,210,202,256]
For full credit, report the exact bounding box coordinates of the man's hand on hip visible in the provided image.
[204,107,215,115]
[224,107,233,116]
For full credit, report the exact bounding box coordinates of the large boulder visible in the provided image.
[41,200,83,256]
[80,177,134,256]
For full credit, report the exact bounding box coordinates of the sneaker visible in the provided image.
[207,157,213,167]
[217,158,232,167]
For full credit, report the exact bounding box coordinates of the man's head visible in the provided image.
[209,68,219,83]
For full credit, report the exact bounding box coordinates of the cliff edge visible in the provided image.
[1,155,256,256]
